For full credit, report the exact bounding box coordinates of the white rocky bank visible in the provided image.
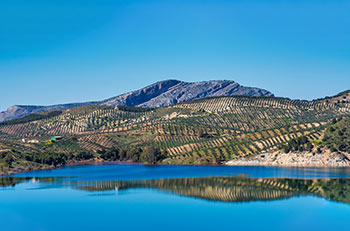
[226,151,350,167]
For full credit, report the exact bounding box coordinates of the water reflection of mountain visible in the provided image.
[2,176,350,204]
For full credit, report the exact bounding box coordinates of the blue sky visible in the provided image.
[0,0,349,111]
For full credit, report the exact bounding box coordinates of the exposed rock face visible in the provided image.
[101,80,273,108]
[226,151,349,167]
[0,79,273,122]
[0,106,34,122]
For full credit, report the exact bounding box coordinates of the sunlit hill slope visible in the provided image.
[0,90,350,173]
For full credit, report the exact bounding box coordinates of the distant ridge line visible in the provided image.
[0,79,273,122]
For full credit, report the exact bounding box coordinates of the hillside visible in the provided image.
[0,91,350,174]
[0,79,273,122]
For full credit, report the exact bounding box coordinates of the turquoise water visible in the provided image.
[2,164,350,231]
[12,163,350,180]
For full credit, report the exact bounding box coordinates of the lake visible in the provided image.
[1,164,350,231]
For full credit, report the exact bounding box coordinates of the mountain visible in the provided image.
[101,79,274,107]
[0,103,98,123]
[0,80,273,122]
[0,90,349,174]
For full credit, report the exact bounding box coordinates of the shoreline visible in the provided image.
[226,151,350,168]
[0,159,136,176]
[2,155,350,177]
[224,162,350,168]
[0,159,224,176]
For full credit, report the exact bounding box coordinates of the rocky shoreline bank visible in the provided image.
[226,151,350,167]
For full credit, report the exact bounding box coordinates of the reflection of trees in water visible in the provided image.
[0,176,68,187]
[76,178,297,202]
[2,176,350,204]
[0,177,30,187]
[74,177,350,204]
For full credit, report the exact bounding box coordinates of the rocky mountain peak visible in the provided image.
[0,79,274,122]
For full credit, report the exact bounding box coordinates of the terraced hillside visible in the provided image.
[0,91,350,173]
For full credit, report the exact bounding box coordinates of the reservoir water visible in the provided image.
[1,164,350,231]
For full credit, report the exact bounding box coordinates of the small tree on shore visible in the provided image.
[3,153,14,167]
[140,147,162,164]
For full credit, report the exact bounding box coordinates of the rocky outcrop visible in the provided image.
[101,79,274,108]
[226,151,350,167]
[0,79,273,122]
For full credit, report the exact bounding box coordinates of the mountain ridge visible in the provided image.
[0,79,273,122]
[0,90,350,174]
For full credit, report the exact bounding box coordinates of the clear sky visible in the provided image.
[0,0,349,111]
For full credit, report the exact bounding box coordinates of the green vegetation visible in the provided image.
[98,146,165,164]
[116,105,154,112]
[281,136,313,153]
[278,118,350,154]
[0,91,350,174]
[322,118,350,153]
[26,152,68,166]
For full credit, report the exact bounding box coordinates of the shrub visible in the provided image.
[140,147,162,164]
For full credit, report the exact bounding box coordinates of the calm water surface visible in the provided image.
[1,164,350,231]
